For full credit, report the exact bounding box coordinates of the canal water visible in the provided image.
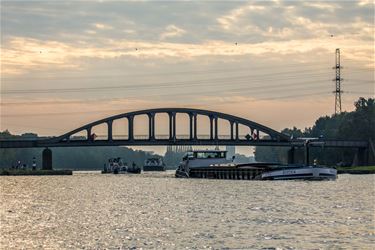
[1,171,374,249]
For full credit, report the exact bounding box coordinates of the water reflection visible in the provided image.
[1,172,374,249]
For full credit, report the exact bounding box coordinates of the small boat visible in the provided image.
[261,165,337,180]
[143,158,166,171]
[127,162,141,174]
[102,158,141,174]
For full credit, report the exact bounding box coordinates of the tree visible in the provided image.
[255,97,374,165]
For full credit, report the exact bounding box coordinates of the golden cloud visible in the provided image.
[1,34,373,76]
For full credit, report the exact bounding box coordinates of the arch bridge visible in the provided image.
[0,108,371,167]
[0,108,293,148]
[47,108,291,147]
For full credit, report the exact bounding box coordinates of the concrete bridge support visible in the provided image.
[305,145,310,166]
[288,147,295,164]
[357,147,369,166]
[42,148,53,170]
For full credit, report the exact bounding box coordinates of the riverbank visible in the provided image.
[336,166,375,174]
[0,169,73,176]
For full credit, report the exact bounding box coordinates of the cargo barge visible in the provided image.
[175,150,337,180]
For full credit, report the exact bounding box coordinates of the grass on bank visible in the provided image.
[0,169,73,175]
[336,166,375,171]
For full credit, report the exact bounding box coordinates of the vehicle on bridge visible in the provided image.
[175,150,337,180]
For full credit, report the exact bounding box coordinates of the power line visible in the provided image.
[2,68,370,96]
[1,80,372,107]
[0,60,334,82]
[0,69,333,94]
[0,80,336,107]
[0,91,333,118]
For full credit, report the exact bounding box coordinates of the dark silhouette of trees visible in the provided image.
[255,97,374,165]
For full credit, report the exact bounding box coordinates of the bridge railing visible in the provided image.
[73,134,256,140]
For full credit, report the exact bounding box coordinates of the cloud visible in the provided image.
[214,1,374,43]
[217,4,266,30]
[358,0,373,6]
[93,23,113,30]
[160,25,186,40]
[303,2,340,12]
[85,30,97,35]
[1,38,81,75]
[2,33,373,76]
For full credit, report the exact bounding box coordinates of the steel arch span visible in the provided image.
[45,108,290,147]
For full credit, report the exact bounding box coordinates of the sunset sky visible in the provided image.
[0,0,374,154]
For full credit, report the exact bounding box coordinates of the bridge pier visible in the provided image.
[355,147,369,166]
[193,114,197,140]
[87,127,91,141]
[214,117,218,140]
[42,148,53,170]
[148,113,155,140]
[288,147,295,164]
[172,113,176,141]
[107,120,113,141]
[230,121,234,140]
[305,144,310,166]
[168,112,176,141]
[128,116,134,141]
[235,122,239,140]
[189,114,193,140]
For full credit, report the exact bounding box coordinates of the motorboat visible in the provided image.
[126,162,141,174]
[102,158,140,174]
[143,158,166,171]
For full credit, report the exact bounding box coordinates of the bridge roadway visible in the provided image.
[0,137,369,149]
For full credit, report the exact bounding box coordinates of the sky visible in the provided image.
[0,0,374,155]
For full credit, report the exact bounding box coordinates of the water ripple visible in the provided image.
[1,172,374,249]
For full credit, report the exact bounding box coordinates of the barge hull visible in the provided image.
[143,166,166,171]
[187,167,265,180]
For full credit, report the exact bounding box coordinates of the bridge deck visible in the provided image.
[0,138,368,148]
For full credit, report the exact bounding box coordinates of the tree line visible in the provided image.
[255,97,375,166]
[0,131,165,170]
